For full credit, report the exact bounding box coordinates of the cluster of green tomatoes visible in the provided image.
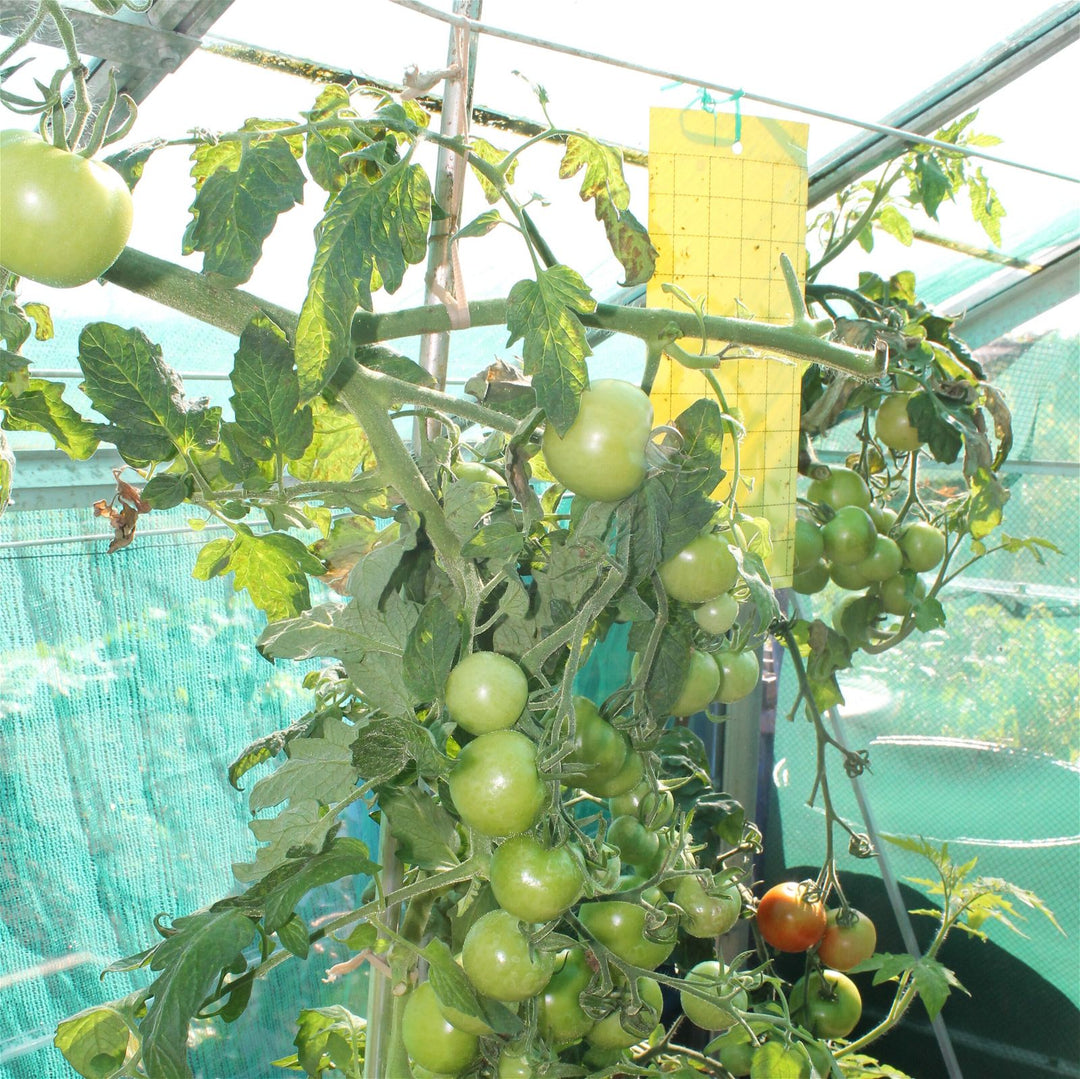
[395,380,879,1077]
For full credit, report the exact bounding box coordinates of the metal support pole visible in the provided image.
[413,0,482,448]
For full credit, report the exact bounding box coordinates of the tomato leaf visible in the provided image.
[305,85,368,198]
[193,526,324,622]
[233,798,343,884]
[469,137,518,204]
[293,1006,367,1078]
[296,162,432,399]
[105,140,165,191]
[905,391,962,465]
[378,785,460,870]
[643,624,693,716]
[403,599,463,703]
[184,133,305,285]
[352,715,447,784]
[140,909,259,1079]
[0,430,12,517]
[54,991,148,1079]
[248,717,359,812]
[559,134,630,211]
[229,313,313,463]
[228,713,321,790]
[78,323,220,466]
[673,398,727,495]
[966,465,1009,540]
[287,393,375,484]
[595,200,658,286]
[505,266,595,436]
[0,378,99,459]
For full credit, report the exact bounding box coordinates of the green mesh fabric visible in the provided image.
[0,506,373,1079]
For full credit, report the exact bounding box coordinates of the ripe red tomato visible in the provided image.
[755,881,826,952]
[461,909,554,1002]
[817,908,877,971]
[447,729,545,837]
[790,969,862,1038]
[658,531,739,604]
[541,379,653,502]
[0,130,133,287]
[444,650,528,735]
[489,833,585,922]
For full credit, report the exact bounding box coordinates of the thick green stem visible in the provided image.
[102,248,883,381]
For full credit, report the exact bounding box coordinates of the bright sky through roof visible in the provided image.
[2,0,1077,328]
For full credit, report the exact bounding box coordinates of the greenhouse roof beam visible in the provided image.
[808,3,1080,205]
[0,0,235,124]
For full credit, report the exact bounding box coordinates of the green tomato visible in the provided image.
[497,1052,534,1079]
[451,459,505,485]
[817,908,877,971]
[538,947,595,1047]
[793,518,825,572]
[791,559,830,596]
[461,909,554,1003]
[541,379,653,502]
[0,130,133,288]
[606,815,661,870]
[856,534,903,583]
[562,696,628,789]
[670,648,721,715]
[868,503,898,533]
[806,467,871,511]
[586,975,664,1050]
[448,730,545,838]
[578,900,675,970]
[875,393,923,453]
[898,520,946,572]
[402,982,480,1075]
[822,506,877,566]
[714,649,759,704]
[490,834,585,922]
[673,875,741,938]
[658,532,739,604]
[444,651,529,735]
[877,572,927,617]
[693,592,739,635]
[790,969,862,1039]
[609,779,674,828]
[679,960,747,1030]
[584,748,645,798]
[829,559,871,591]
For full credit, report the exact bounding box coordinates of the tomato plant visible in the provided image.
[817,908,877,971]
[540,378,653,502]
[5,12,1051,1078]
[658,531,739,604]
[756,881,827,952]
[447,729,546,837]
[444,650,529,735]
[461,909,556,1003]
[489,834,585,922]
[0,130,133,288]
[875,392,923,453]
[790,969,863,1039]
[401,982,480,1075]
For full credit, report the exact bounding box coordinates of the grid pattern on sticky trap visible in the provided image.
[646,108,810,585]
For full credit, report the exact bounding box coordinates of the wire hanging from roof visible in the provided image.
[388,0,1079,185]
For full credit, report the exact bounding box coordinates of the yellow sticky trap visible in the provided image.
[647,108,809,585]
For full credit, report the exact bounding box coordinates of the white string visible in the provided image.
[388,0,1080,186]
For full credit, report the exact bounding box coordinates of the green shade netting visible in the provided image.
[0,506,374,1079]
